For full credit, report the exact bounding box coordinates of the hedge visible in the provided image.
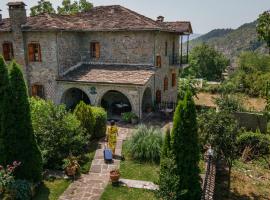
[92,107,107,139]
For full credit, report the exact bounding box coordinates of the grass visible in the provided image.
[80,140,99,174]
[215,159,270,200]
[120,141,160,183]
[100,185,156,200]
[33,179,71,200]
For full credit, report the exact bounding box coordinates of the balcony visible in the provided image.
[169,54,189,66]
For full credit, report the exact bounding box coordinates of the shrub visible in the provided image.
[92,107,107,138]
[30,98,88,169]
[214,94,246,112]
[237,131,270,160]
[9,180,32,200]
[121,112,137,123]
[74,101,95,139]
[127,125,162,163]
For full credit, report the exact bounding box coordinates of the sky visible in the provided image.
[1,0,270,34]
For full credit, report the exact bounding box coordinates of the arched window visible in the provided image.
[164,77,168,91]
[31,84,45,99]
[156,90,161,104]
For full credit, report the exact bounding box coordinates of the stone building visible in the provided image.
[0,1,192,119]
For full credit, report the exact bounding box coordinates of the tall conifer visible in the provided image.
[5,62,42,182]
[171,90,201,199]
[0,56,10,165]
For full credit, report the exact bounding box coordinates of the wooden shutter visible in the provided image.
[172,73,176,87]
[164,77,168,91]
[95,43,100,58]
[156,90,161,104]
[3,43,10,61]
[156,56,161,68]
[37,44,42,62]
[31,85,38,97]
[28,44,34,61]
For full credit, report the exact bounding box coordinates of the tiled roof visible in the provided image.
[164,21,193,34]
[0,5,192,33]
[58,63,156,86]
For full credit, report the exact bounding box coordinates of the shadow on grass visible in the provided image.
[33,182,50,200]
[214,163,267,200]
[80,139,99,174]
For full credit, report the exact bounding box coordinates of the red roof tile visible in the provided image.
[0,5,192,33]
[58,63,156,85]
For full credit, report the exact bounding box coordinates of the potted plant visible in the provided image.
[110,169,120,183]
[131,113,139,124]
[63,156,80,177]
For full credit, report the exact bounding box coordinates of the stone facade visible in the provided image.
[0,2,189,119]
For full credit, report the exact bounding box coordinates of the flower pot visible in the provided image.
[66,166,77,176]
[110,170,120,183]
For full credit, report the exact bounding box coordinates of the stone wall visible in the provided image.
[56,81,151,118]
[24,32,58,101]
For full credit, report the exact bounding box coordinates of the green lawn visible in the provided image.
[33,179,71,200]
[120,142,160,183]
[100,185,156,200]
[80,140,99,174]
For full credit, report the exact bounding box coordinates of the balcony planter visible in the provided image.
[110,169,120,183]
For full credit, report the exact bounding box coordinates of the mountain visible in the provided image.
[186,21,268,61]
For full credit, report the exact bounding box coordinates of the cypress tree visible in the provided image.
[171,90,201,200]
[0,56,10,165]
[5,62,42,182]
[161,125,171,158]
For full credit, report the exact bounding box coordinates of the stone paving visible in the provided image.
[119,178,159,190]
[59,126,130,200]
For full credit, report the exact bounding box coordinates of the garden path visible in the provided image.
[59,126,130,200]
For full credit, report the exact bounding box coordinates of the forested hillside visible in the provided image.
[187,21,268,61]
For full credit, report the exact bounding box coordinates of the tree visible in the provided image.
[257,10,270,54]
[57,0,93,15]
[181,43,229,81]
[171,90,201,199]
[158,126,179,200]
[74,101,95,139]
[5,62,42,182]
[30,98,87,169]
[0,56,10,165]
[30,0,56,16]
[198,110,238,191]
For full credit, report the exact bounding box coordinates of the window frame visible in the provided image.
[156,55,161,68]
[90,42,100,59]
[2,42,14,61]
[165,41,168,56]
[164,76,168,91]
[31,84,45,99]
[28,43,42,62]
[172,73,177,87]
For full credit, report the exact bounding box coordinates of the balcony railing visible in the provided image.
[169,54,189,66]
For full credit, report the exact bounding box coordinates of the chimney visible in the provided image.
[156,16,164,22]
[7,1,27,29]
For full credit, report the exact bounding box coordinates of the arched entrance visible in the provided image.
[101,90,132,119]
[142,87,152,113]
[61,88,90,110]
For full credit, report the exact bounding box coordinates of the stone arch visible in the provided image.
[61,87,91,110]
[99,90,133,119]
[142,87,152,113]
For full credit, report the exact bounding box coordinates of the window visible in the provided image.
[31,84,45,99]
[156,90,161,104]
[90,42,100,58]
[172,73,176,87]
[156,55,161,68]
[2,42,13,61]
[28,43,41,62]
[165,41,168,56]
[164,77,168,91]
